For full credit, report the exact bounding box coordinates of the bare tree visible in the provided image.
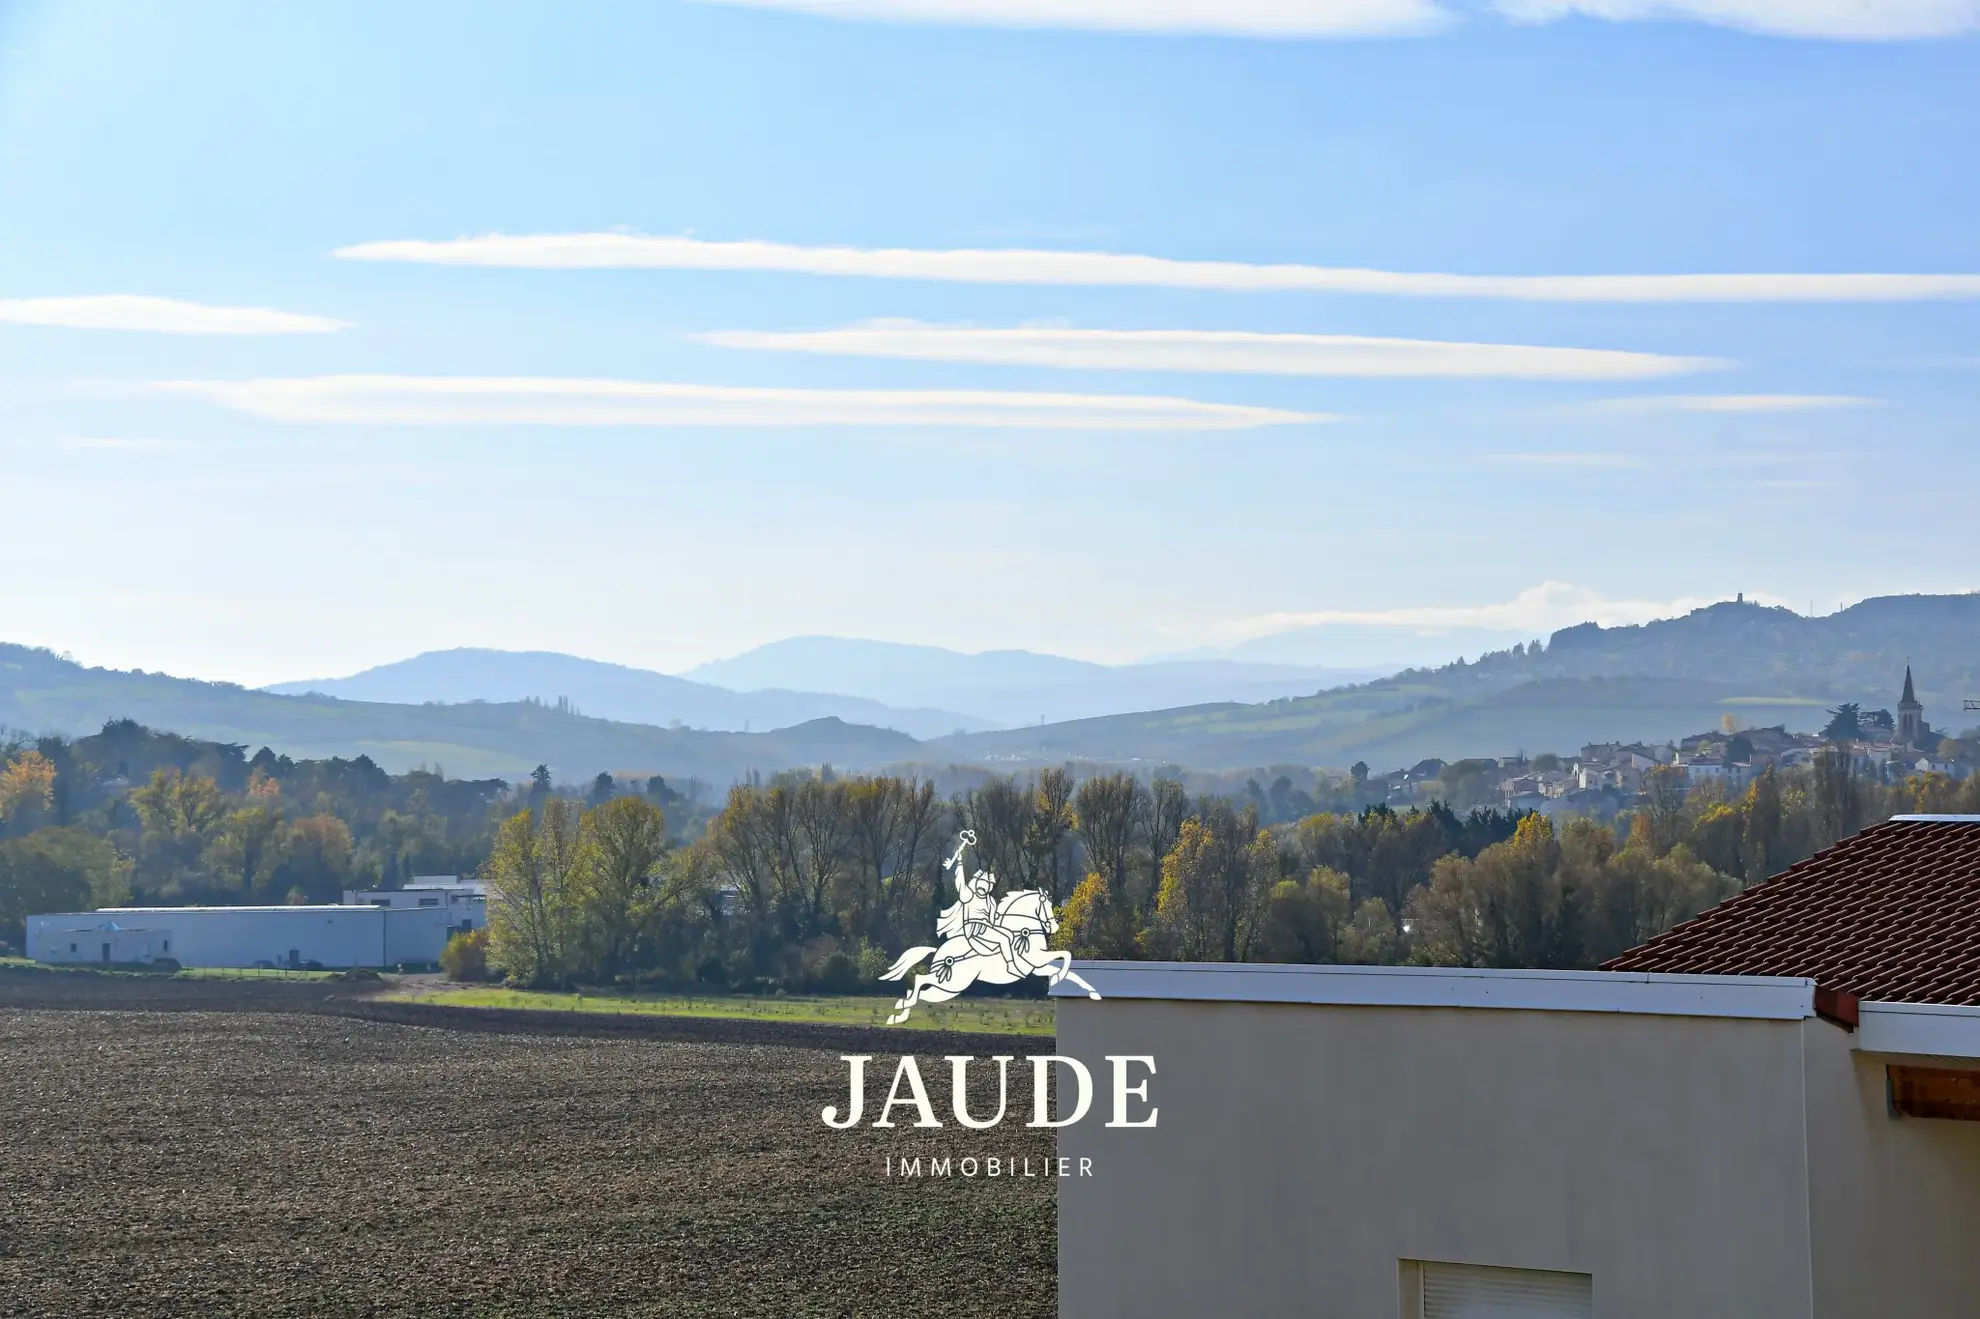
[1027,766,1079,900]
[785,775,852,938]
[965,776,1040,889]
[844,776,903,944]
[1074,772,1144,895]
[886,778,946,943]
[1813,745,1863,848]
[1642,765,1690,855]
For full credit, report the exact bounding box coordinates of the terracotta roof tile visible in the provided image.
[1602,818,1980,1005]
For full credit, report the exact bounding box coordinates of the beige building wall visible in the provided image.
[1802,1025,1980,1319]
[1058,997,1828,1319]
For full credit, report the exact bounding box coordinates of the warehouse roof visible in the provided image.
[1604,816,1980,1006]
[86,905,377,915]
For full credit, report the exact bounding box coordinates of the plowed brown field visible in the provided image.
[0,1004,1057,1317]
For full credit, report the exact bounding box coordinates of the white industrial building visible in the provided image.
[343,877,487,914]
[27,881,484,970]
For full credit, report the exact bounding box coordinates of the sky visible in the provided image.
[2,0,1977,685]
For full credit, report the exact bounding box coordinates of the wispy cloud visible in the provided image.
[698,320,1726,381]
[1496,0,1980,41]
[58,436,183,451]
[156,374,1325,431]
[699,0,1980,39]
[1589,393,1878,413]
[699,0,1448,35]
[0,295,346,335]
[335,233,1980,303]
[1214,580,1777,642]
[1486,452,1644,468]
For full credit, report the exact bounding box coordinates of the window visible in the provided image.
[418,897,440,907]
[69,942,77,953]
[1888,1064,1980,1121]
[1402,1261,1593,1319]
[163,940,170,953]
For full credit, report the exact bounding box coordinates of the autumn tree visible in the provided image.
[1292,807,1448,911]
[0,750,58,832]
[485,797,583,987]
[1409,815,1575,969]
[1065,772,1147,958]
[1582,842,1728,965]
[206,804,282,899]
[0,829,131,946]
[267,815,354,904]
[571,795,671,982]
[1144,776,1189,914]
[1153,800,1272,962]
[1688,802,1743,880]
[1740,767,1786,884]
[130,767,231,894]
[1254,866,1353,964]
[703,783,782,964]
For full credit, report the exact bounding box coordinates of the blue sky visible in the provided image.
[3,0,1977,685]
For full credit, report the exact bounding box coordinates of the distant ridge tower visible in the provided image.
[1899,665,1924,748]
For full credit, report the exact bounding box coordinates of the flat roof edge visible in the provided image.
[1050,961,1819,1021]
[37,905,463,915]
[1857,1001,1980,1060]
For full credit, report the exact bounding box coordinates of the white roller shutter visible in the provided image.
[1418,1261,1593,1319]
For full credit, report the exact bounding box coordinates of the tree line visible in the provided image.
[0,721,525,946]
[477,751,1980,990]
[5,719,1975,985]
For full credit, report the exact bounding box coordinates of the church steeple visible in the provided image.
[1898,664,1924,747]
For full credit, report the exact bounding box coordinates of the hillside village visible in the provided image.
[1369,667,1974,819]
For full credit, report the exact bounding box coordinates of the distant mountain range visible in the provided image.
[681,637,1385,726]
[265,648,993,741]
[0,644,919,783]
[9,593,1977,781]
[927,593,1980,769]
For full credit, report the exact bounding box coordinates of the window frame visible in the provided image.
[1399,1258,1594,1319]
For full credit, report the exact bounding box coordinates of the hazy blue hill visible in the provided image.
[930,594,1978,771]
[12,593,1974,783]
[265,647,989,740]
[0,645,920,781]
[928,677,1825,769]
[683,636,1387,725]
[1534,595,1980,705]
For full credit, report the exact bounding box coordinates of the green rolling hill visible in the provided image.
[9,592,1977,780]
[0,645,919,782]
[929,594,1980,769]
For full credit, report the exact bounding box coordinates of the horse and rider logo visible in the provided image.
[881,829,1101,1024]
